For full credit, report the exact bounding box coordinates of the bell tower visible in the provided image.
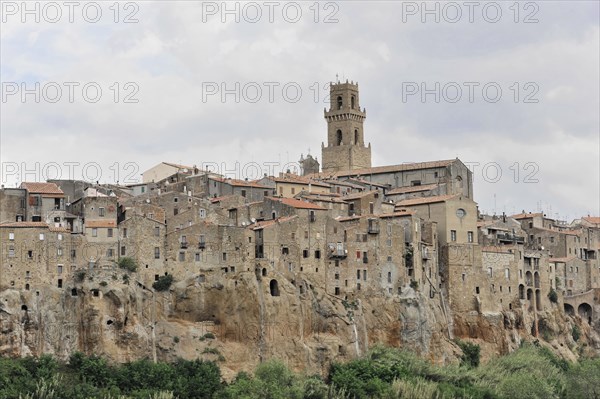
[321,80,371,173]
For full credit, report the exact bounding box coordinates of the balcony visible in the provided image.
[497,232,525,244]
[180,242,188,249]
[367,219,379,234]
[198,242,206,249]
[327,243,347,259]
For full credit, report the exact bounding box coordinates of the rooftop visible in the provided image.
[266,197,326,210]
[20,182,64,197]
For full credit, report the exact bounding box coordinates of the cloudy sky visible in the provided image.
[1,1,598,221]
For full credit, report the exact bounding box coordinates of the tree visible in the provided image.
[153,274,174,292]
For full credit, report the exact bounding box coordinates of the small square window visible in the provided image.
[8,232,14,240]
[92,229,97,237]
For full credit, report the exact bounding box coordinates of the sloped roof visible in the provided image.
[20,182,64,197]
[395,194,460,207]
[386,183,440,195]
[0,221,49,228]
[86,220,117,228]
[266,197,326,210]
[310,159,456,178]
[248,215,298,230]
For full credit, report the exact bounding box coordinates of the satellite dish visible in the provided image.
[251,218,256,223]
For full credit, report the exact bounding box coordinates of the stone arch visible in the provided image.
[527,288,534,311]
[578,303,592,323]
[269,279,280,297]
[564,303,575,315]
[525,271,533,286]
[351,95,355,109]
[519,284,525,300]
[534,272,540,288]
[336,130,342,145]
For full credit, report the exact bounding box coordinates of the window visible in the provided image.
[357,270,361,279]
[487,267,493,277]
[241,189,246,197]
[8,246,15,257]
[106,248,113,257]
[303,249,309,258]
[363,270,367,281]
[199,209,206,218]
[92,228,97,237]
[356,251,361,259]
[450,230,457,242]
[222,252,227,261]
[99,207,105,217]
[154,247,160,259]
[120,246,126,256]
[467,231,473,243]
[8,232,14,240]
[550,236,555,243]
[475,286,480,294]
[179,252,185,261]
[57,279,63,288]
[282,247,289,255]
[71,249,76,260]
[291,188,295,195]
[315,250,321,259]
[434,171,438,178]
[107,228,113,238]
[195,253,200,262]
[335,273,339,280]
[57,248,63,256]
[387,256,392,262]
[39,233,45,241]
[505,268,510,279]
[57,233,63,241]
[174,208,179,216]
[387,272,392,283]
[174,197,178,203]
[57,265,63,274]
[154,226,160,236]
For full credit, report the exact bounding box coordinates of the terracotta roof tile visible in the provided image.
[309,159,456,178]
[583,217,600,225]
[0,221,49,228]
[510,212,544,219]
[20,182,64,196]
[266,197,325,210]
[86,220,117,228]
[249,215,297,230]
[386,183,440,195]
[341,190,378,201]
[395,194,460,207]
[548,256,578,263]
[211,177,268,189]
[273,174,331,187]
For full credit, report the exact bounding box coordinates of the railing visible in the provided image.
[198,242,206,249]
[180,242,188,249]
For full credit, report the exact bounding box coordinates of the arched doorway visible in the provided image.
[578,303,592,324]
[519,284,525,300]
[564,303,575,316]
[270,279,280,297]
[534,272,540,288]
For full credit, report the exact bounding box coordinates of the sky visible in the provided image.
[1,0,599,222]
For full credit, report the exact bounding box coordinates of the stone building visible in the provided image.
[321,81,371,173]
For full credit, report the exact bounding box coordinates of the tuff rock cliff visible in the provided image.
[1,269,598,380]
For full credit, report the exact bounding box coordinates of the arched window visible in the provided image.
[336,130,342,146]
[337,96,343,110]
[270,279,280,296]
[354,129,359,144]
[351,95,355,109]
[262,268,267,277]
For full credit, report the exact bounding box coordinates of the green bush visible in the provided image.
[572,325,581,342]
[548,289,558,303]
[153,274,174,292]
[118,257,138,272]
[75,270,86,282]
[457,340,481,368]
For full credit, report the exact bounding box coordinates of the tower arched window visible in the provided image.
[351,95,355,109]
[337,96,343,110]
[354,129,359,145]
[336,130,342,146]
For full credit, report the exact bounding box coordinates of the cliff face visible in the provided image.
[1,271,598,379]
